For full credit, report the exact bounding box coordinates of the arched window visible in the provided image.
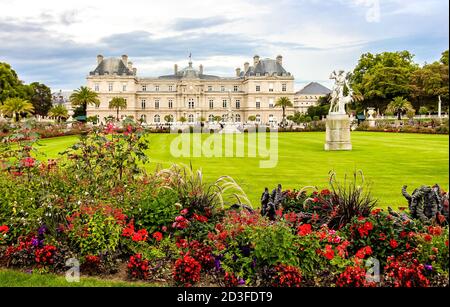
[140,114,147,123]
[154,114,160,123]
[269,114,274,123]
[188,114,194,122]
[208,114,214,123]
[255,115,261,123]
[222,114,227,122]
[235,114,241,122]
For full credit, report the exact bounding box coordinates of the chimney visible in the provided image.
[253,55,260,66]
[132,68,137,75]
[244,62,249,72]
[97,54,104,64]
[128,61,133,69]
[276,55,283,65]
[199,64,203,75]
[121,54,128,65]
[174,64,178,75]
[236,67,241,77]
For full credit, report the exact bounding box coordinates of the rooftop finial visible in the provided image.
[188,52,192,67]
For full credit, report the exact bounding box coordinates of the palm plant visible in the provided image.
[386,97,414,120]
[0,97,34,122]
[48,104,69,123]
[164,114,174,123]
[108,97,127,121]
[248,115,256,122]
[70,86,100,115]
[274,97,293,126]
[214,115,222,123]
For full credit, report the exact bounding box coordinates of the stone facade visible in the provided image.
[86,54,300,125]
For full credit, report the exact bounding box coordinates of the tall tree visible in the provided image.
[108,97,127,121]
[274,97,293,126]
[29,82,52,116]
[0,97,34,122]
[349,51,418,111]
[0,62,22,103]
[70,86,100,116]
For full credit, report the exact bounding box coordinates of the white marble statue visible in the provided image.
[329,70,352,115]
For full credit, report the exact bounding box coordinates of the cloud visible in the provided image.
[171,16,234,31]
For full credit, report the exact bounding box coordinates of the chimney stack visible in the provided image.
[121,54,128,65]
[174,64,178,75]
[128,61,133,70]
[276,55,283,65]
[253,55,260,66]
[236,67,241,77]
[199,64,203,75]
[133,68,137,75]
[97,54,104,64]
[244,62,249,72]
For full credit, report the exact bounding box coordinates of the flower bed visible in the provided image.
[0,121,448,287]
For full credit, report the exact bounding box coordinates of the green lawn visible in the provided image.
[34,132,449,209]
[0,269,154,287]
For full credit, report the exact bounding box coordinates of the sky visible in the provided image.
[0,0,448,92]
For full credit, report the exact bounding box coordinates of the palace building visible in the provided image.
[86,54,329,124]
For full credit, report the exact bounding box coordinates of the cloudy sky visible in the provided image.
[0,0,448,91]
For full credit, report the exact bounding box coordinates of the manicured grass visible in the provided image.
[0,269,154,287]
[34,132,449,209]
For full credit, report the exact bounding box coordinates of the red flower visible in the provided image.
[355,246,373,259]
[127,254,150,280]
[390,239,398,249]
[297,224,312,236]
[379,233,387,241]
[180,209,188,215]
[0,225,9,234]
[21,157,35,168]
[193,213,208,223]
[173,255,201,287]
[132,229,148,242]
[423,234,432,242]
[323,245,335,260]
[357,220,373,238]
[272,264,302,287]
[320,189,331,196]
[152,231,163,242]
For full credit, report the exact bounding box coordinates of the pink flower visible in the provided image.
[180,209,188,215]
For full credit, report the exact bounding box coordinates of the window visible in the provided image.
[141,99,146,110]
[140,114,147,123]
[269,83,274,92]
[256,115,261,123]
[188,114,194,123]
[94,84,99,92]
[208,114,214,123]
[256,99,261,109]
[188,98,195,109]
[282,83,287,92]
[155,85,159,92]
[168,99,173,109]
[142,85,147,92]
[208,86,213,92]
[155,99,160,109]
[233,85,238,92]
[209,99,214,109]
[235,100,240,109]
[221,86,225,92]
[222,114,227,122]
[154,115,160,123]
[168,85,173,92]
[235,114,241,122]
[256,85,260,92]
[269,114,274,122]
[122,83,127,91]
[108,83,113,92]
[222,99,227,108]
[269,98,274,108]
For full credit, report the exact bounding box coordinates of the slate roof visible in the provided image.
[158,61,221,80]
[89,58,135,76]
[243,58,289,77]
[296,82,331,95]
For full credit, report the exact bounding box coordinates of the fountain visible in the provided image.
[219,90,241,134]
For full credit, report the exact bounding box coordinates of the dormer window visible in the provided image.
[155,85,159,92]
[234,85,238,92]
[269,83,274,92]
[142,85,147,92]
[221,86,225,92]
[108,83,113,92]
[282,84,287,92]
[208,86,212,92]
[94,84,99,92]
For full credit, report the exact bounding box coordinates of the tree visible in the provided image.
[48,104,69,123]
[70,86,100,116]
[419,106,429,116]
[213,115,222,123]
[349,51,418,111]
[274,97,293,126]
[108,97,127,121]
[29,82,52,117]
[0,62,22,103]
[248,115,256,122]
[179,116,187,123]
[164,115,174,123]
[199,116,206,123]
[386,97,414,120]
[0,97,34,121]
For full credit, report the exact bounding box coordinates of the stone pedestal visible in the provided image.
[325,114,352,151]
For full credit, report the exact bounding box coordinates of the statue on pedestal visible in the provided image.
[329,70,352,115]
